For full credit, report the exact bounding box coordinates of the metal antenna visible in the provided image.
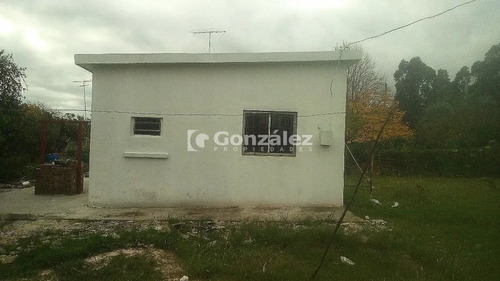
[73,79,92,119]
[190,29,226,53]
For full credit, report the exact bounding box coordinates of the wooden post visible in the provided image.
[76,121,83,194]
[369,153,374,194]
[40,120,48,164]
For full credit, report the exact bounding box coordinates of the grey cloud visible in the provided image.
[1,0,499,114]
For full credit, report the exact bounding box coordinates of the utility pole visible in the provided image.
[73,79,91,120]
[190,30,226,53]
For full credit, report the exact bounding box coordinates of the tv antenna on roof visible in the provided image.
[190,29,226,53]
[73,79,92,119]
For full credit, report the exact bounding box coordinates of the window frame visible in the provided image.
[132,117,162,136]
[242,110,297,157]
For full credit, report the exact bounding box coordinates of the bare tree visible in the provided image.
[347,52,386,102]
[345,50,388,142]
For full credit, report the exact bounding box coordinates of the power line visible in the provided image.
[53,108,345,118]
[347,0,479,47]
[328,0,479,127]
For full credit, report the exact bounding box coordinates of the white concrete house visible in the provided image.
[75,51,361,207]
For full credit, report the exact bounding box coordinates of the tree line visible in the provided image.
[347,42,499,150]
[0,50,88,182]
[394,42,499,149]
[346,42,499,176]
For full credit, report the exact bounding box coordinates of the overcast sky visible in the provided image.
[1,0,499,116]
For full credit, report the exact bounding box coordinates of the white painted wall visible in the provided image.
[76,52,361,207]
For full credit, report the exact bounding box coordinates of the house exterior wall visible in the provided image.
[81,53,359,207]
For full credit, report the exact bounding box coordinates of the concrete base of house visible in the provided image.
[0,179,362,222]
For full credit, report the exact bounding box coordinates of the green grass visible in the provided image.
[1,177,499,280]
[344,176,500,281]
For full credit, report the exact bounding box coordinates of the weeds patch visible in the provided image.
[55,254,163,281]
[1,177,499,280]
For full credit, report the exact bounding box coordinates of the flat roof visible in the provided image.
[75,51,362,72]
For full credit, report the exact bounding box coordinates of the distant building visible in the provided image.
[75,51,361,207]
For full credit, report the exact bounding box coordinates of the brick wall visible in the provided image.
[35,164,81,195]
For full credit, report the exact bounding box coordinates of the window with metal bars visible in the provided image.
[133,117,162,136]
[242,111,297,156]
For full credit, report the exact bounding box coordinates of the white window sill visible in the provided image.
[123,152,169,159]
[130,135,162,138]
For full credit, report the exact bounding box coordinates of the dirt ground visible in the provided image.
[0,219,192,280]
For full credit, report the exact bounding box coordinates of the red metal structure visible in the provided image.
[39,120,89,194]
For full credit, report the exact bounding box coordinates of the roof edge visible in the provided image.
[75,51,362,72]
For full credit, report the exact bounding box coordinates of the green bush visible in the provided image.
[376,148,499,177]
[0,154,32,181]
[345,140,500,177]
